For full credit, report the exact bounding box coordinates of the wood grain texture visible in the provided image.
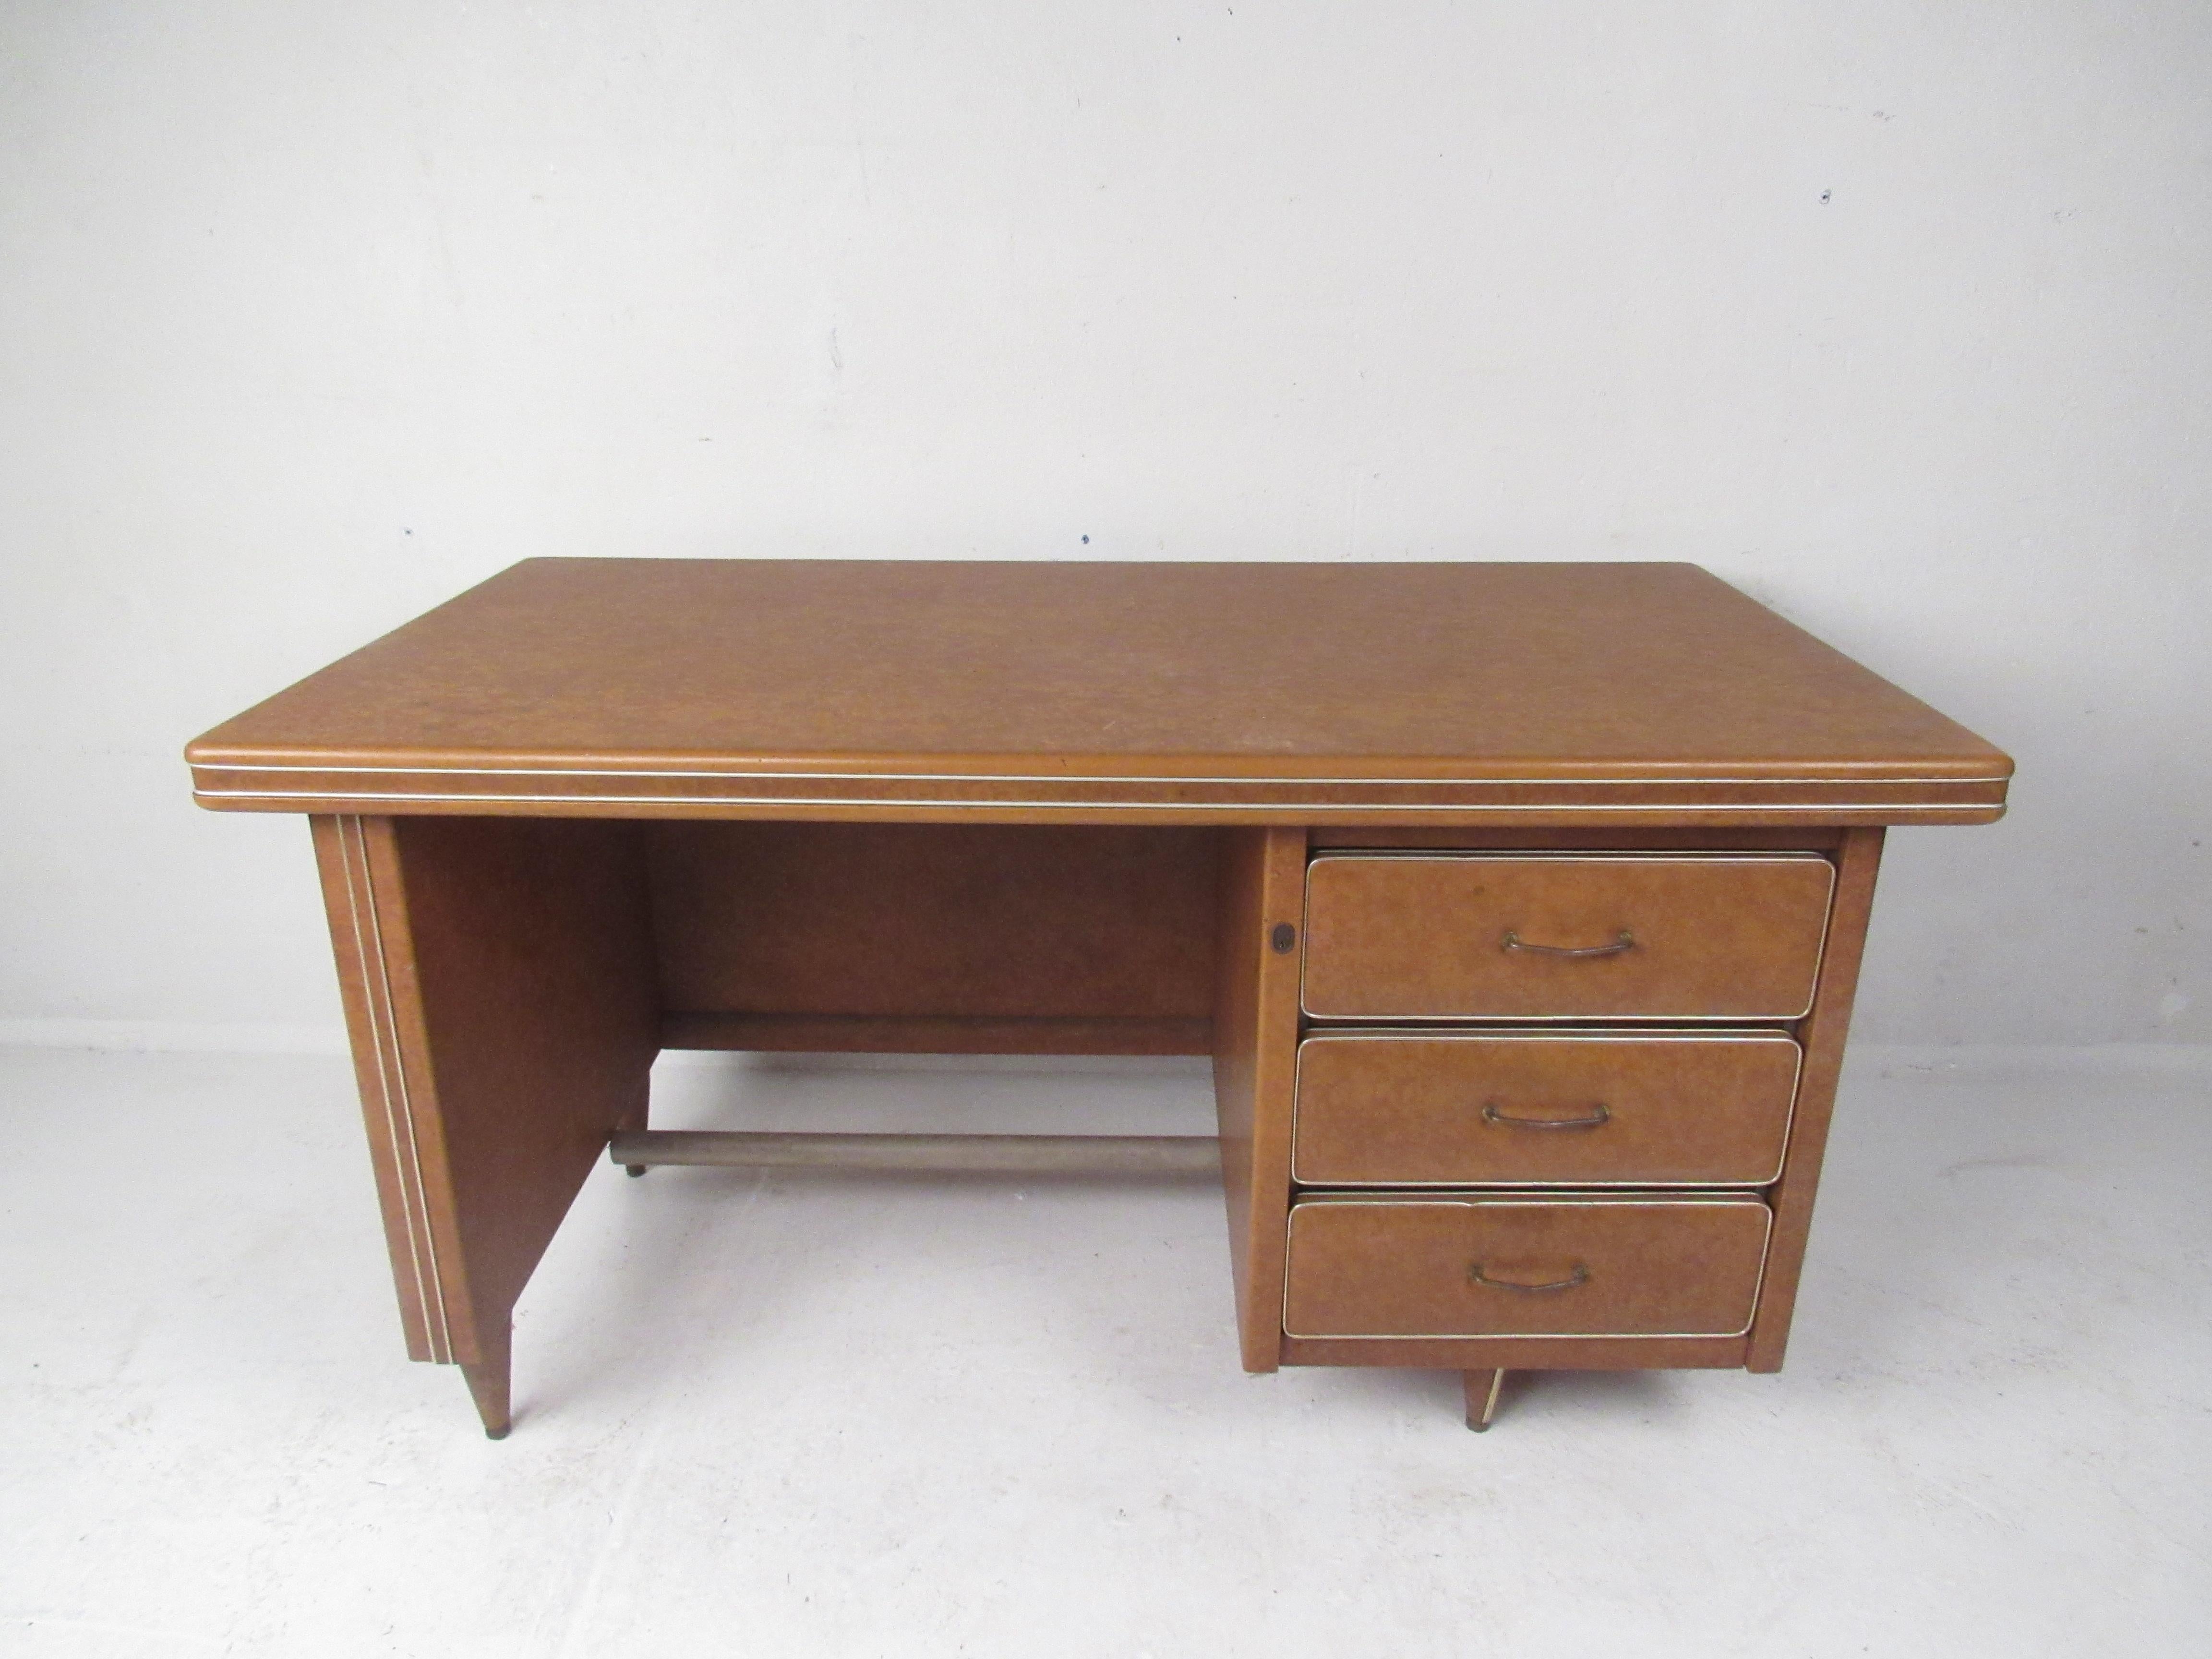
[1746,827,1886,1370]
[187,560,2011,823]
[1302,854,1836,1020]
[647,822,1215,1023]
[310,815,439,1362]
[312,814,661,1432]
[1211,827,1307,1373]
[1292,1030,1802,1187]
[219,565,2007,1433]
[1283,1197,1773,1339]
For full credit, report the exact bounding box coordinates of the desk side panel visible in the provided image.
[1744,827,1884,1370]
[1213,827,1306,1373]
[313,815,660,1389]
[312,815,441,1362]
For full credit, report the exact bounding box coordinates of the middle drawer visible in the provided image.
[1293,1030,1801,1188]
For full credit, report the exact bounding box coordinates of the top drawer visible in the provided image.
[1302,854,1835,1021]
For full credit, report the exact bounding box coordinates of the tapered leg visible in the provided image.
[1465,1368,1507,1432]
[461,1322,514,1439]
[619,1074,650,1177]
[312,815,661,1433]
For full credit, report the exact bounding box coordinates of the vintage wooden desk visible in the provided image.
[185,560,2010,1437]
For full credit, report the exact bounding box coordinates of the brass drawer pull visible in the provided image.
[1501,928,1635,958]
[1469,1262,1590,1294]
[1481,1100,1611,1131]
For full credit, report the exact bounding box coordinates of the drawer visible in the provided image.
[1301,854,1834,1020]
[1283,1196,1772,1339]
[1292,1030,1801,1187]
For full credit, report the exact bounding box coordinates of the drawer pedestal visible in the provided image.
[1221,826,1890,1423]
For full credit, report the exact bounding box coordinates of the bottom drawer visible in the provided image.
[1283,1196,1772,1340]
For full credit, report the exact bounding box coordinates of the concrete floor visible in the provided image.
[2,1044,2206,1657]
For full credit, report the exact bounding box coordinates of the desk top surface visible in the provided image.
[187,559,2010,824]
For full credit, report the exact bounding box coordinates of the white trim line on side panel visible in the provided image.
[339,816,454,1365]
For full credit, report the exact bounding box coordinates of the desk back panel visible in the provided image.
[645,823,1218,1054]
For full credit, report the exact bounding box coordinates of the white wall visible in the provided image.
[2,0,2205,1048]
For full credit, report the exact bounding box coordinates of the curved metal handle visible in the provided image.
[1469,1262,1590,1295]
[1501,928,1635,958]
[1481,1100,1611,1131]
